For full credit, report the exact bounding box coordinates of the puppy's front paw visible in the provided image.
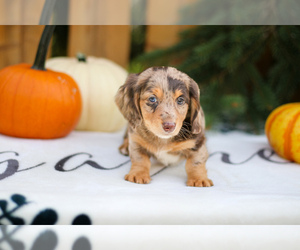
[125,172,151,184]
[187,178,213,187]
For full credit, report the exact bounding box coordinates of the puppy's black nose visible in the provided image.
[162,122,176,133]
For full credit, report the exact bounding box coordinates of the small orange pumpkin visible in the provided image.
[0,26,82,139]
[265,103,300,163]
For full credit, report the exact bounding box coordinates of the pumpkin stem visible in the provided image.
[77,53,87,62]
[39,0,58,25]
[31,25,56,71]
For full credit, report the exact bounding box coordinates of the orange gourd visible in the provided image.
[265,103,300,163]
[0,26,82,139]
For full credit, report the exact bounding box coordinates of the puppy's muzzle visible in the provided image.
[162,122,176,133]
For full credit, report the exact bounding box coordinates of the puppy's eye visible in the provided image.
[149,96,157,103]
[177,96,185,105]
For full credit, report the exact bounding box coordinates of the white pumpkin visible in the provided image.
[46,55,127,132]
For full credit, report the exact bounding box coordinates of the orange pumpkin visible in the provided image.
[0,26,82,139]
[265,103,300,163]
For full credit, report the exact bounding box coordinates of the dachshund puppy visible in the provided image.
[115,66,213,187]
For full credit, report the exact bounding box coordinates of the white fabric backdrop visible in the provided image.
[1,130,300,225]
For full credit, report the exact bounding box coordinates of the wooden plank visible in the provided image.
[22,0,45,24]
[0,0,22,24]
[104,26,130,67]
[0,1,5,24]
[22,25,52,64]
[104,0,130,25]
[68,0,130,24]
[0,26,6,47]
[0,25,52,69]
[145,25,194,52]
[68,0,95,24]
[0,26,22,69]
[68,25,130,68]
[3,45,21,67]
[146,0,197,25]
[0,0,44,25]
[68,26,97,56]
[145,0,196,52]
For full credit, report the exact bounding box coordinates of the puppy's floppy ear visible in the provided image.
[115,74,142,128]
[189,79,204,134]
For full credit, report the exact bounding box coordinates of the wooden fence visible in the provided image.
[0,24,195,70]
[0,0,44,25]
[0,0,196,25]
[0,26,50,69]
[68,26,131,68]
[0,0,197,69]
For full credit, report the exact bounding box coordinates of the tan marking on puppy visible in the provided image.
[174,89,184,99]
[150,87,164,100]
[115,66,213,187]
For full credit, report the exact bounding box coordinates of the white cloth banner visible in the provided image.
[1,131,300,225]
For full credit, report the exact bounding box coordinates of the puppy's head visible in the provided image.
[115,66,203,138]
